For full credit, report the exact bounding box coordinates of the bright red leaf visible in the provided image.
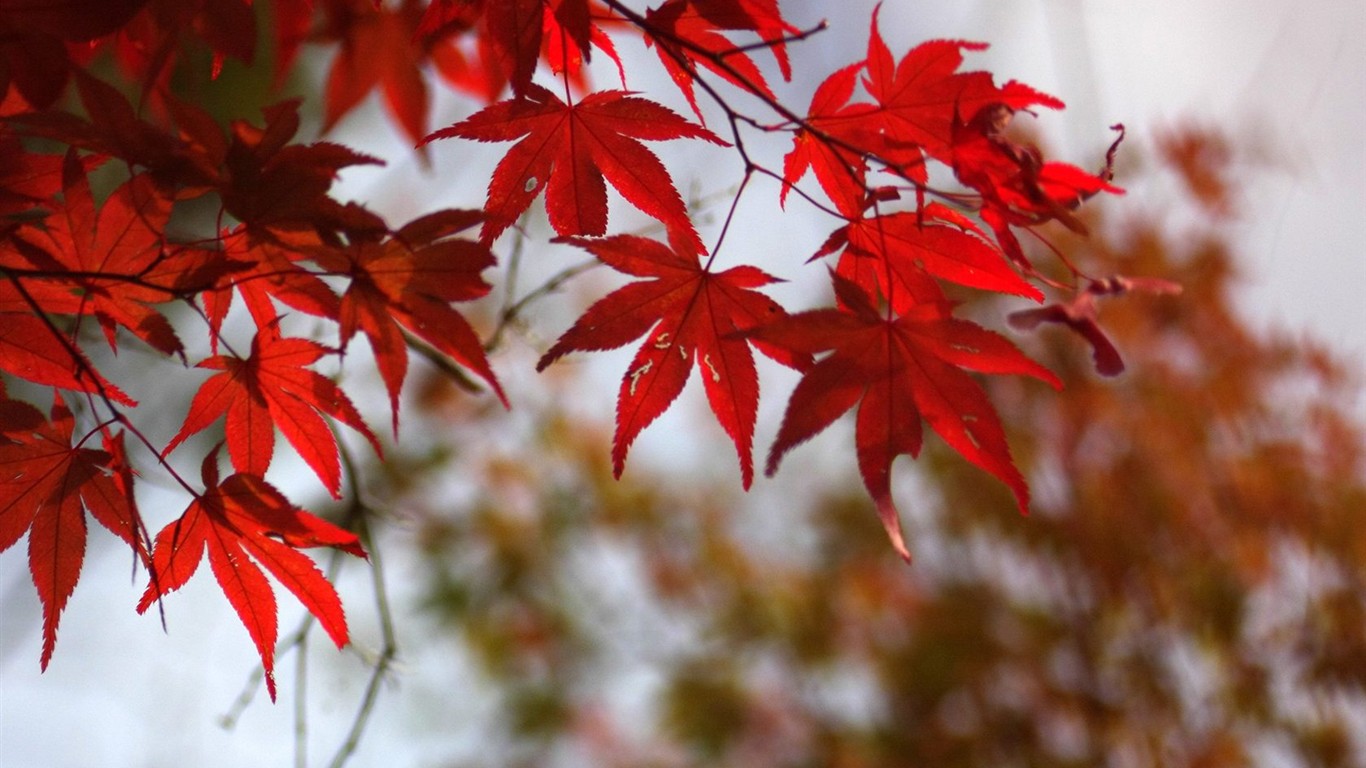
[815,201,1043,310]
[0,0,1149,683]
[751,275,1060,559]
[162,322,381,499]
[951,103,1123,242]
[690,0,797,74]
[202,227,340,350]
[421,84,725,256]
[862,6,1063,167]
[537,235,808,487]
[137,449,366,701]
[643,0,797,122]
[542,0,624,86]
[780,61,879,216]
[0,395,145,670]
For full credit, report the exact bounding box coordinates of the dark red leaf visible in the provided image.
[137,449,364,701]
[1008,275,1182,377]
[538,235,807,488]
[309,209,506,428]
[423,85,725,256]
[320,0,431,148]
[0,395,146,669]
[0,0,150,41]
[752,276,1059,559]
[11,155,193,355]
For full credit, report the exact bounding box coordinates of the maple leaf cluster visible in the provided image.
[0,0,1167,697]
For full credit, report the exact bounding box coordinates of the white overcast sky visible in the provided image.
[2,2,1363,766]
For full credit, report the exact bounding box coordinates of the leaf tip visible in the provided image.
[39,632,56,672]
[875,495,912,563]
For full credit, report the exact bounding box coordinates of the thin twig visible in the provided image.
[401,326,486,395]
[484,257,601,353]
[725,20,829,55]
[294,635,309,768]
[600,0,967,207]
[325,510,397,768]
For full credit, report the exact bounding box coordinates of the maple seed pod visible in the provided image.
[975,103,1016,137]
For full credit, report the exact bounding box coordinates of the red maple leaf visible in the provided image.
[689,0,796,75]
[161,93,388,236]
[137,449,366,701]
[421,0,622,103]
[951,104,1123,246]
[162,322,381,498]
[537,235,808,487]
[415,0,483,41]
[815,201,1044,310]
[431,26,509,104]
[421,84,725,256]
[7,70,213,189]
[484,0,550,96]
[643,0,797,122]
[9,154,227,356]
[216,100,385,237]
[781,61,879,216]
[0,132,75,215]
[0,395,145,670]
[750,275,1060,559]
[10,79,384,239]
[309,209,507,429]
[271,0,315,88]
[481,0,608,96]
[0,295,137,406]
[319,0,431,148]
[861,6,1062,168]
[202,227,341,351]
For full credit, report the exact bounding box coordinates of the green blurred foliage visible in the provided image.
[380,128,1364,768]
